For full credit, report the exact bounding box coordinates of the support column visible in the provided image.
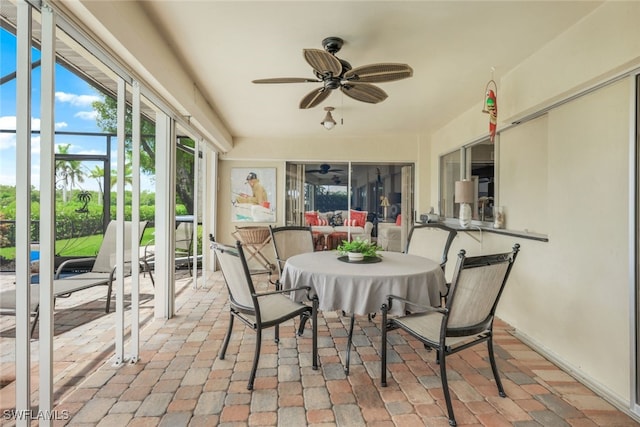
[39,4,56,422]
[155,112,176,318]
[114,78,126,364]
[15,3,32,424]
[130,81,142,362]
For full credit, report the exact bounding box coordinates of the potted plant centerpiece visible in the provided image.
[336,238,382,262]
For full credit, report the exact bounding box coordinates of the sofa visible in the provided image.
[376,215,402,252]
[305,210,373,249]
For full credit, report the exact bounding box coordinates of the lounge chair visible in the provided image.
[0,220,147,337]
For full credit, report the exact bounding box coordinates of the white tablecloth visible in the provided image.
[281,251,447,316]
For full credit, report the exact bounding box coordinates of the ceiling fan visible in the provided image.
[252,37,413,109]
[306,163,344,174]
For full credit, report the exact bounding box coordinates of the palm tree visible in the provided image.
[88,165,104,205]
[110,162,133,190]
[55,144,85,203]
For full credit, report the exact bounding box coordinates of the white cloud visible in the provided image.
[74,111,98,121]
[0,116,41,130]
[55,122,68,129]
[0,116,16,150]
[0,115,16,131]
[0,172,16,186]
[31,136,41,155]
[0,133,15,150]
[0,116,44,150]
[55,92,101,107]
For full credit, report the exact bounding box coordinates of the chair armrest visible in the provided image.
[143,240,156,259]
[364,221,373,234]
[55,257,96,278]
[254,286,311,297]
[377,222,399,231]
[378,226,401,238]
[385,294,447,313]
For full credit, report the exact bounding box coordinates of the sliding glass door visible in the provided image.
[285,161,414,240]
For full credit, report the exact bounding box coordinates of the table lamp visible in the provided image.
[380,196,390,220]
[454,180,474,228]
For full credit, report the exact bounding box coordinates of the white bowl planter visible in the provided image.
[348,252,364,261]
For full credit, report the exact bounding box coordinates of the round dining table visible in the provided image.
[281,250,447,316]
[281,250,447,373]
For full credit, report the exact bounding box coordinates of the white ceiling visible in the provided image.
[139,1,603,141]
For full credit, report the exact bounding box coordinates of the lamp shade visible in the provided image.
[380,196,390,207]
[454,180,474,204]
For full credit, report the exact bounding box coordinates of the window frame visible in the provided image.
[439,136,498,225]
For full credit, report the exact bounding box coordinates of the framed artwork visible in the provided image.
[231,167,276,222]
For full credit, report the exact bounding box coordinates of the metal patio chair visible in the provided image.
[142,221,194,286]
[380,244,520,426]
[269,225,315,288]
[406,223,458,300]
[214,241,318,390]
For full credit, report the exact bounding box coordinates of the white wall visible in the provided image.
[430,1,639,407]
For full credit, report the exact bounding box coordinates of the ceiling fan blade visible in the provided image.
[303,49,342,76]
[252,77,318,84]
[299,87,331,109]
[343,63,413,83]
[341,82,388,104]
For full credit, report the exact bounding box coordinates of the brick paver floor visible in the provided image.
[0,269,638,426]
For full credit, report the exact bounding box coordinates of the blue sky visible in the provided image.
[0,27,151,192]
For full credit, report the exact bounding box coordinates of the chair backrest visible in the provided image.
[213,242,257,313]
[175,222,194,252]
[92,220,147,273]
[445,244,520,335]
[269,226,314,273]
[406,223,457,270]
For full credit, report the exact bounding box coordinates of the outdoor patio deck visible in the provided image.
[0,269,637,426]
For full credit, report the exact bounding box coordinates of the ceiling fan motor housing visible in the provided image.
[325,78,341,89]
[322,36,344,54]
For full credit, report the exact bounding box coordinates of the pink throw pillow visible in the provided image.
[305,211,318,226]
[350,210,367,227]
[395,214,402,226]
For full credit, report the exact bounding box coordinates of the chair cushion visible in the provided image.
[334,225,364,234]
[255,293,309,324]
[394,311,490,349]
[344,218,358,227]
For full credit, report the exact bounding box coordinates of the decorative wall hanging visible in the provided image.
[482,78,498,143]
[231,167,276,222]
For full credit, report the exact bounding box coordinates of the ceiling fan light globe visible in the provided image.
[322,120,335,130]
[321,108,337,130]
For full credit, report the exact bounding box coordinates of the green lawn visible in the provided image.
[0,227,155,260]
